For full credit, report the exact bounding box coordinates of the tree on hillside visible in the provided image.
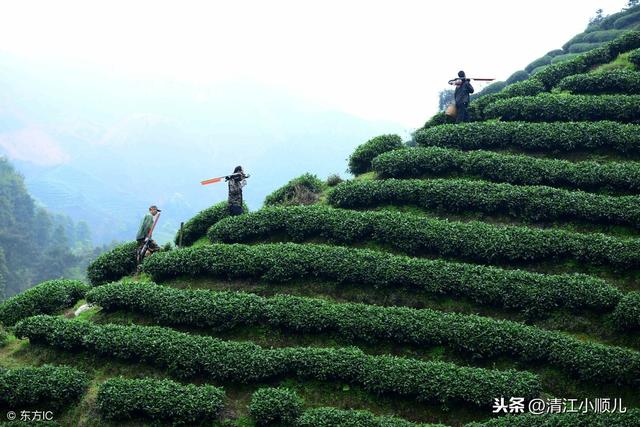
[589,8,605,26]
[438,89,455,112]
[627,0,639,9]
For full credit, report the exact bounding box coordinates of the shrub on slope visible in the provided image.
[141,243,618,315]
[0,279,88,326]
[348,134,403,174]
[86,241,138,286]
[209,204,640,270]
[264,173,325,206]
[15,315,542,406]
[372,146,640,193]
[414,121,640,155]
[557,69,640,94]
[174,201,247,247]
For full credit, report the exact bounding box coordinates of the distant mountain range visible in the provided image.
[0,53,406,244]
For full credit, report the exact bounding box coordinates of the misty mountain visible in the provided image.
[0,53,406,244]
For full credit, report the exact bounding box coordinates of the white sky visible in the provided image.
[0,0,631,128]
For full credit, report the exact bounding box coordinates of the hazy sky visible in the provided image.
[0,0,630,128]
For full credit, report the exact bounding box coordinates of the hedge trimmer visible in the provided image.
[137,212,161,264]
[201,172,251,185]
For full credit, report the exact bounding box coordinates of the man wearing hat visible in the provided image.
[136,205,161,258]
[453,70,474,123]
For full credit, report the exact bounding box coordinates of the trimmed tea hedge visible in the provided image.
[97,377,225,424]
[557,69,640,94]
[141,243,618,314]
[208,204,640,270]
[567,42,604,54]
[297,407,439,427]
[174,201,244,247]
[630,47,640,67]
[484,94,640,123]
[0,279,89,326]
[329,176,640,229]
[349,134,403,174]
[414,121,640,155]
[562,29,627,50]
[0,365,88,410]
[249,387,304,426]
[466,409,640,427]
[371,146,640,193]
[264,173,325,206]
[15,315,542,406]
[86,241,138,286]
[87,282,640,383]
[613,291,640,330]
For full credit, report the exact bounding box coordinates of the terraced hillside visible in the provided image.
[3,31,640,426]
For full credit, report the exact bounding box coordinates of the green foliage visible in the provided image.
[613,291,640,329]
[524,55,552,74]
[563,29,627,50]
[208,206,640,269]
[414,120,640,154]
[348,134,403,175]
[630,47,640,67]
[96,377,225,424]
[422,112,455,129]
[501,79,546,98]
[88,281,640,383]
[0,158,90,297]
[326,174,343,187]
[559,68,640,94]
[550,53,580,63]
[373,146,640,193]
[613,10,640,29]
[0,279,89,326]
[297,407,437,427]
[328,178,640,229]
[534,56,589,89]
[505,70,530,85]
[144,241,617,315]
[15,315,542,406]
[484,93,640,123]
[546,48,564,57]
[174,201,245,247]
[470,80,507,100]
[86,241,138,286]
[0,325,7,348]
[249,387,303,425]
[264,173,325,206]
[567,42,604,53]
[0,365,89,410]
[466,409,640,426]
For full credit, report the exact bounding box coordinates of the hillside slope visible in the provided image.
[2,31,640,426]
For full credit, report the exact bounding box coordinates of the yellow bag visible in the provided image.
[445,103,457,118]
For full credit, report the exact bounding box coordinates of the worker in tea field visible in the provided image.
[226,166,249,215]
[136,205,162,263]
[450,70,474,123]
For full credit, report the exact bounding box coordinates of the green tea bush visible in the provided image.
[562,29,626,50]
[249,387,303,425]
[372,146,640,193]
[550,53,580,63]
[484,93,640,123]
[613,291,640,330]
[524,55,552,73]
[557,69,640,94]
[466,409,640,427]
[15,315,542,406]
[0,365,88,410]
[264,173,325,206]
[86,241,138,286]
[500,79,546,98]
[208,206,640,268]
[505,70,530,85]
[297,407,436,427]
[568,42,603,54]
[348,134,403,174]
[0,279,89,326]
[414,121,640,154]
[325,179,640,230]
[613,11,640,29]
[174,201,242,247]
[96,377,225,424]
[629,47,640,67]
[422,112,454,129]
[87,282,640,383]
[326,174,344,187]
[142,243,618,314]
[0,325,7,347]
